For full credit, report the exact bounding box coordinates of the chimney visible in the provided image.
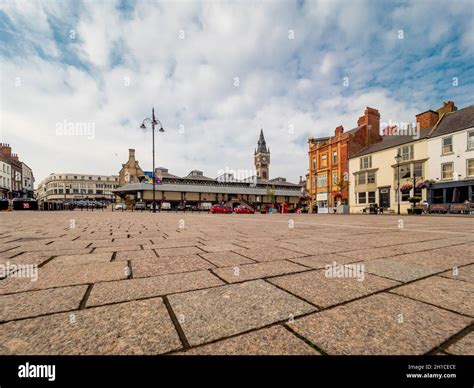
[437,100,457,115]
[334,125,344,136]
[357,107,381,146]
[416,110,439,130]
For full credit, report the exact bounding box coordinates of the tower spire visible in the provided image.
[257,128,268,153]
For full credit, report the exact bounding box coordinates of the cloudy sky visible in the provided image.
[1,0,473,185]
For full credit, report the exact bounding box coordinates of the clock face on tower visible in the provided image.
[262,156,267,163]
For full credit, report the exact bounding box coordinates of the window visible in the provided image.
[398,145,414,161]
[368,191,376,203]
[367,171,376,184]
[357,192,367,204]
[468,131,474,150]
[442,162,454,179]
[360,156,372,170]
[332,172,338,185]
[357,173,366,185]
[401,189,410,201]
[312,177,316,189]
[467,159,474,177]
[321,154,328,167]
[318,173,327,187]
[399,164,411,179]
[442,137,453,154]
[413,162,423,178]
[312,159,316,170]
[332,151,337,164]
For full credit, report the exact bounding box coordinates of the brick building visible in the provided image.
[0,143,28,198]
[308,107,382,212]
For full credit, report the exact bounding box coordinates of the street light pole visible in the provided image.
[395,153,402,215]
[140,108,165,213]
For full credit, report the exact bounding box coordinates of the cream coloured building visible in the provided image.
[349,129,431,214]
[36,173,119,203]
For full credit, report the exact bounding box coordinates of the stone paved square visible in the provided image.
[0,212,473,355]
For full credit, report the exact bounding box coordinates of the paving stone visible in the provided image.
[131,255,214,278]
[45,252,113,266]
[0,298,181,355]
[183,325,319,355]
[94,245,143,253]
[391,276,474,316]
[234,247,307,262]
[291,293,471,355]
[0,285,87,322]
[440,264,474,283]
[361,258,439,282]
[115,249,158,261]
[156,246,204,257]
[87,270,224,307]
[444,332,474,355]
[395,250,474,271]
[199,244,244,253]
[213,260,308,283]
[199,251,255,267]
[0,262,129,294]
[269,269,399,308]
[167,280,316,346]
[289,254,361,269]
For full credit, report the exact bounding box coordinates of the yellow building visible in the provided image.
[349,129,431,214]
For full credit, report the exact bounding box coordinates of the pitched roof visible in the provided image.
[256,129,268,153]
[350,127,432,158]
[429,105,474,137]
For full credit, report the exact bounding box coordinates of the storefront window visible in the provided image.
[357,192,367,204]
[368,191,376,203]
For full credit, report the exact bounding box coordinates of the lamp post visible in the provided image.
[395,152,402,215]
[140,108,165,213]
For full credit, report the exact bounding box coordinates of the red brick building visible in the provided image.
[308,107,382,212]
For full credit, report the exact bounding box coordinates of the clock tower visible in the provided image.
[254,129,270,180]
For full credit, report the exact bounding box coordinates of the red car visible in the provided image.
[234,206,255,214]
[210,204,232,214]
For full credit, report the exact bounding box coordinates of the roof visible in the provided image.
[256,129,268,153]
[113,182,301,197]
[429,105,474,137]
[350,127,432,158]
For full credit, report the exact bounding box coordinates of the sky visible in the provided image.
[0,0,473,186]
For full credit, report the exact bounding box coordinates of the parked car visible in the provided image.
[134,201,146,210]
[200,202,212,211]
[115,203,127,210]
[210,204,232,214]
[234,206,255,214]
[147,202,160,210]
[161,202,171,210]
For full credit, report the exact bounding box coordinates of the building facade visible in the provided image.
[36,173,119,203]
[22,162,35,198]
[349,129,430,214]
[348,100,469,214]
[426,104,474,204]
[0,143,32,198]
[308,107,382,212]
[114,131,303,210]
[0,160,11,198]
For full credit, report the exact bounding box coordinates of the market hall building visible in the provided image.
[113,131,304,210]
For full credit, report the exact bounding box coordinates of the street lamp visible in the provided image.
[140,108,165,213]
[395,152,402,215]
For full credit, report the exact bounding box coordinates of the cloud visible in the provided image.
[0,0,472,185]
